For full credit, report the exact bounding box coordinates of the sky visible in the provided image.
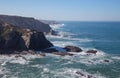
[0,0,120,21]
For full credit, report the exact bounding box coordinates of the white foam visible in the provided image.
[52,49,112,65]
[43,68,49,72]
[50,24,65,30]
[49,68,106,78]
[52,41,75,47]
[47,35,92,43]
[9,56,28,64]
[0,54,44,65]
[112,56,120,60]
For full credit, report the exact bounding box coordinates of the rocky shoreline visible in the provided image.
[0,15,101,56]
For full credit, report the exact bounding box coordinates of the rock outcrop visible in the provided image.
[0,18,53,54]
[29,32,53,51]
[86,50,97,54]
[64,45,82,52]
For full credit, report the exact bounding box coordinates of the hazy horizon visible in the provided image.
[0,0,120,21]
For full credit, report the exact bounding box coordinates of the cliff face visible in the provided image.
[0,15,52,34]
[0,17,53,54]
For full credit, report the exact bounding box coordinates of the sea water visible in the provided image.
[0,21,120,78]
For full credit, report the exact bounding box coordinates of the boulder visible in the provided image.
[86,50,97,54]
[64,45,82,52]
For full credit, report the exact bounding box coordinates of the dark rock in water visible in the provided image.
[104,60,109,62]
[86,50,97,54]
[42,48,58,53]
[87,75,94,78]
[76,71,86,77]
[29,32,53,51]
[52,52,74,56]
[64,45,82,52]
[39,53,46,56]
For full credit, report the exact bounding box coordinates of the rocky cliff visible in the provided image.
[0,15,52,34]
[0,17,53,54]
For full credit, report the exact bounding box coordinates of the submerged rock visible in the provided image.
[52,52,74,56]
[64,45,82,52]
[42,48,58,53]
[104,60,109,62]
[86,50,97,54]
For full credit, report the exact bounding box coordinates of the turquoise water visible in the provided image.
[0,21,120,78]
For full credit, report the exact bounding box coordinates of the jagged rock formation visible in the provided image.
[0,15,52,34]
[0,17,53,54]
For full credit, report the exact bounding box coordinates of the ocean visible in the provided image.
[0,21,120,78]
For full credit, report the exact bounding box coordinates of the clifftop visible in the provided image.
[0,15,52,34]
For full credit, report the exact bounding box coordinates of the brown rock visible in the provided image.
[64,45,82,52]
[86,50,97,54]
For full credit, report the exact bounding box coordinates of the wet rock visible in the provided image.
[104,60,109,62]
[39,53,46,56]
[87,75,95,78]
[86,50,97,54]
[15,54,22,58]
[52,52,74,56]
[64,45,82,52]
[20,51,29,55]
[43,48,58,53]
[76,71,86,77]
[28,50,36,55]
